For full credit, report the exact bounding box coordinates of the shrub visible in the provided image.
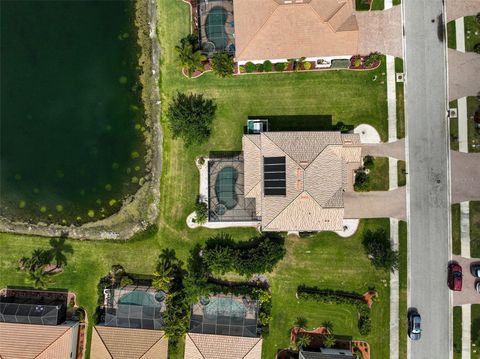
[362,228,399,271]
[175,34,206,77]
[239,65,245,73]
[120,276,134,287]
[363,155,375,170]
[211,52,235,77]
[256,63,264,72]
[353,57,363,67]
[365,51,381,66]
[474,43,480,54]
[167,92,217,146]
[263,60,273,72]
[335,121,349,132]
[358,315,371,335]
[245,62,256,73]
[275,62,286,71]
[194,201,208,224]
[354,170,369,191]
[303,61,312,70]
[203,246,236,274]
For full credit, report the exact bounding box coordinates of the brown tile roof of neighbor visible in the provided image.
[243,131,361,231]
[0,322,76,359]
[233,0,359,61]
[90,326,168,359]
[184,333,263,359]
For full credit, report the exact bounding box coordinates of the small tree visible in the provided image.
[296,334,311,350]
[194,201,208,224]
[321,320,334,333]
[167,92,217,146]
[176,35,206,77]
[294,316,308,328]
[211,52,235,77]
[323,334,336,348]
[28,267,49,289]
[354,170,369,192]
[203,246,236,274]
[363,155,375,170]
[362,229,399,272]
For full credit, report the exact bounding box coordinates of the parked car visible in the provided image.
[448,263,463,291]
[471,263,480,277]
[476,281,480,294]
[408,310,422,340]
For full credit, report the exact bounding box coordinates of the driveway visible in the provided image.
[361,139,405,160]
[448,49,480,101]
[356,7,403,58]
[344,187,406,220]
[451,151,480,203]
[447,0,480,21]
[452,255,480,305]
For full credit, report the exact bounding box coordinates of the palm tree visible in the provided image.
[175,41,206,78]
[294,316,308,328]
[295,334,311,350]
[28,249,52,271]
[323,334,336,348]
[49,238,73,268]
[152,269,173,291]
[27,267,49,289]
[321,320,334,334]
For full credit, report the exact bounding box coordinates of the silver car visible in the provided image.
[408,311,422,341]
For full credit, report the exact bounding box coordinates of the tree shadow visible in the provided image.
[49,238,74,268]
[245,115,354,133]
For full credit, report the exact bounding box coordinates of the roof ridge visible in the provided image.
[242,337,262,358]
[245,180,261,198]
[262,133,304,168]
[34,326,72,359]
[94,327,114,359]
[263,191,304,229]
[307,0,346,24]
[236,2,280,59]
[139,332,166,359]
[245,134,261,150]
[187,333,206,359]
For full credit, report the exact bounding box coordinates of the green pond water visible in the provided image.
[0,0,147,225]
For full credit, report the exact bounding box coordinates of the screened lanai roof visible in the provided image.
[0,302,64,325]
[189,293,259,337]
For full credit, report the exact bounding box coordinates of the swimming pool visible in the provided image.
[205,7,228,50]
[215,167,238,209]
[118,291,160,307]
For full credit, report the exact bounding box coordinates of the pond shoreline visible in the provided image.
[0,0,162,240]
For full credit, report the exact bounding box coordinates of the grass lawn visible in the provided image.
[370,0,384,11]
[468,96,480,153]
[447,21,457,49]
[452,204,461,256]
[453,306,462,358]
[465,16,480,52]
[365,157,389,191]
[471,201,480,258]
[395,58,405,139]
[393,0,401,5]
[397,160,406,187]
[398,221,407,359]
[0,0,391,357]
[450,100,459,151]
[472,304,480,357]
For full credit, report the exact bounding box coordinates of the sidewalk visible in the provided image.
[455,17,466,53]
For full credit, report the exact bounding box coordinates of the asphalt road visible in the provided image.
[403,0,451,358]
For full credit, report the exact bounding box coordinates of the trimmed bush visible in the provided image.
[245,62,256,73]
[194,201,208,224]
[263,60,273,72]
[274,62,286,71]
[354,170,369,192]
[474,43,480,54]
[211,52,235,77]
[363,155,375,170]
[255,63,264,72]
[239,65,245,73]
[303,61,312,70]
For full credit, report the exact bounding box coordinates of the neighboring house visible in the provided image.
[0,289,79,359]
[243,131,361,232]
[184,294,263,359]
[92,285,168,359]
[233,0,358,63]
[90,326,168,359]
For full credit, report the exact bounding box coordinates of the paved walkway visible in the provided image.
[448,49,480,101]
[461,202,471,258]
[362,139,406,160]
[462,304,471,359]
[455,17,466,53]
[344,187,406,220]
[447,0,480,22]
[356,6,403,58]
[458,97,469,153]
[387,55,397,142]
[451,151,480,203]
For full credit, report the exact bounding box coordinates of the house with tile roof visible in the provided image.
[90,326,168,359]
[0,321,79,359]
[184,294,263,359]
[243,131,361,232]
[233,0,358,64]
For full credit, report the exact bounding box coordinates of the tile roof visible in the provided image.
[233,0,358,61]
[0,322,76,359]
[243,131,361,231]
[90,326,168,359]
[184,333,262,359]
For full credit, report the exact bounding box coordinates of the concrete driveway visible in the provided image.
[448,49,480,101]
[452,255,480,305]
[344,187,406,220]
[362,139,405,160]
[451,151,480,203]
[356,6,403,58]
[447,0,480,21]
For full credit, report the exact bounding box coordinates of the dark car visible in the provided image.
[471,263,480,278]
[448,263,463,291]
[408,310,422,340]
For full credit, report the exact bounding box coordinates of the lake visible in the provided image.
[1,0,147,225]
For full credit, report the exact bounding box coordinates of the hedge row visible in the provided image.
[297,285,371,335]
